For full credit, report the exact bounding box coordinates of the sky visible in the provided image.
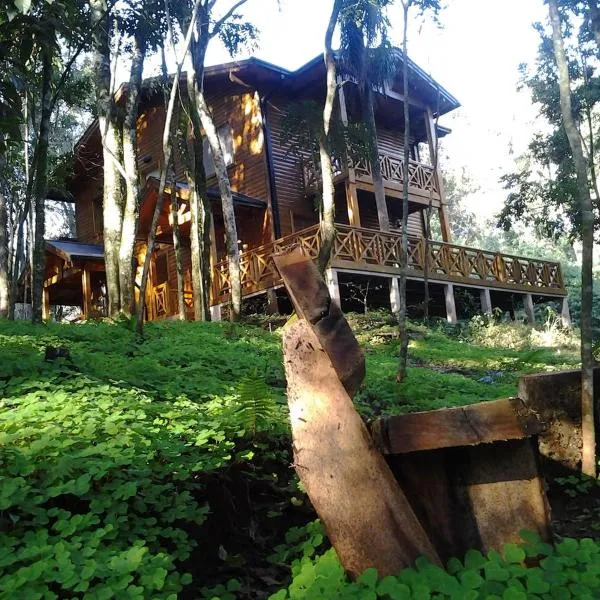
[145,0,551,222]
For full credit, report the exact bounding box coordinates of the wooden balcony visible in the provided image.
[302,151,441,202]
[211,224,566,305]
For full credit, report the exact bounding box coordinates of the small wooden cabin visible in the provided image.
[42,52,568,321]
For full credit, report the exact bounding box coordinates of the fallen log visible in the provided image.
[275,246,439,576]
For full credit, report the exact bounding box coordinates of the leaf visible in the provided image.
[13,0,31,13]
[504,544,526,564]
[357,567,378,588]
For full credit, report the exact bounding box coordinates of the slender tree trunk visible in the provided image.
[91,0,123,317]
[397,2,411,382]
[136,1,199,335]
[120,33,147,316]
[170,183,186,319]
[31,41,53,323]
[588,0,600,54]
[0,187,9,317]
[549,0,596,477]
[317,0,342,274]
[185,36,212,320]
[364,86,390,231]
[193,83,241,320]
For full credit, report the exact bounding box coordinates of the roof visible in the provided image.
[46,240,104,262]
[146,176,267,209]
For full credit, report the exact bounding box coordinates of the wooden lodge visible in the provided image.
[43,52,568,322]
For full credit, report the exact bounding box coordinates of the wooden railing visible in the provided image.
[212,224,566,304]
[302,151,439,199]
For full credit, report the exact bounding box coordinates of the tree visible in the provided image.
[548,0,595,477]
[181,0,258,321]
[317,0,343,273]
[135,0,201,336]
[396,0,441,382]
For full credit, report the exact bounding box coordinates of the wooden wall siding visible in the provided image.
[136,93,270,205]
[73,179,103,243]
[357,191,424,237]
[268,95,318,237]
[212,204,268,261]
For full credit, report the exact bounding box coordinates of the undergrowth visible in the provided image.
[0,315,582,597]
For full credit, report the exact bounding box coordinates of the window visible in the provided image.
[152,252,169,286]
[202,125,234,177]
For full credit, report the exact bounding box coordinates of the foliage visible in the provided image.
[498,2,600,241]
[0,319,290,597]
[270,532,600,599]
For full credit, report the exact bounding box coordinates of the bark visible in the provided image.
[0,186,9,317]
[317,0,343,274]
[194,81,241,320]
[364,86,390,231]
[549,0,596,477]
[31,40,54,323]
[136,1,199,336]
[283,319,440,576]
[186,48,212,321]
[397,2,411,382]
[120,32,147,316]
[91,0,123,317]
[170,182,186,319]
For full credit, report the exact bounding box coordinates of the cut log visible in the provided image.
[283,320,440,577]
[372,399,551,563]
[273,246,365,397]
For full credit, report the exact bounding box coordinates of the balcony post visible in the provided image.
[561,296,571,328]
[524,293,535,325]
[210,303,222,321]
[389,277,400,315]
[425,108,452,243]
[444,283,458,324]
[325,268,341,306]
[480,288,492,315]
[338,80,361,227]
[42,286,50,321]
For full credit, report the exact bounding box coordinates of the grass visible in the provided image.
[0,313,582,597]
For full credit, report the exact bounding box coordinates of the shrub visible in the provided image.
[270,531,600,599]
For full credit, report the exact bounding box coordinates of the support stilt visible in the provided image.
[444,283,457,324]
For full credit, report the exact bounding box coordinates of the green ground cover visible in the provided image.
[0,315,586,598]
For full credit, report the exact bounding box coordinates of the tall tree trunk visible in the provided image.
[588,0,600,53]
[364,86,390,231]
[120,33,147,317]
[549,0,596,477]
[31,41,53,323]
[91,0,123,317]
[136,1,199,335]
[0,186,9,317]
[317,0,342,274]
[397,2,411,382]
[193,85,241,320]
[170,182,186,319]
[185,33,212,321]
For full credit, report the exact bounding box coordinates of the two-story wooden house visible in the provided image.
[42,52,569,323]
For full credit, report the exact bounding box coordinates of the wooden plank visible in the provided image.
[81,267,92,320]
[283,319,440,577]
[372,398,543,455]
[273,246,365,397]
[387,438,551,562]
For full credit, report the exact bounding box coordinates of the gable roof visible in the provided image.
[46,240,104,262]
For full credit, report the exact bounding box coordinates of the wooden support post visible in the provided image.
[266,288,279,314]
[524,293,535,325]
[424,108,452,243]
[345,181,361,227]
[561,296,571,327]
[210,304,222,321]
[81,267,92,320]
[444,283,457,323]
[325,268,341,306]
[390,277,400,315]
[42,286,50,321]
[480,288,492,315]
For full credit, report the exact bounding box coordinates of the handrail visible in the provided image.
[212,224,565,304]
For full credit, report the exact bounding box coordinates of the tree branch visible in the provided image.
[210,0,249,37]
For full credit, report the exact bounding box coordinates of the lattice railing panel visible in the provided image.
[212,224,566,304]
